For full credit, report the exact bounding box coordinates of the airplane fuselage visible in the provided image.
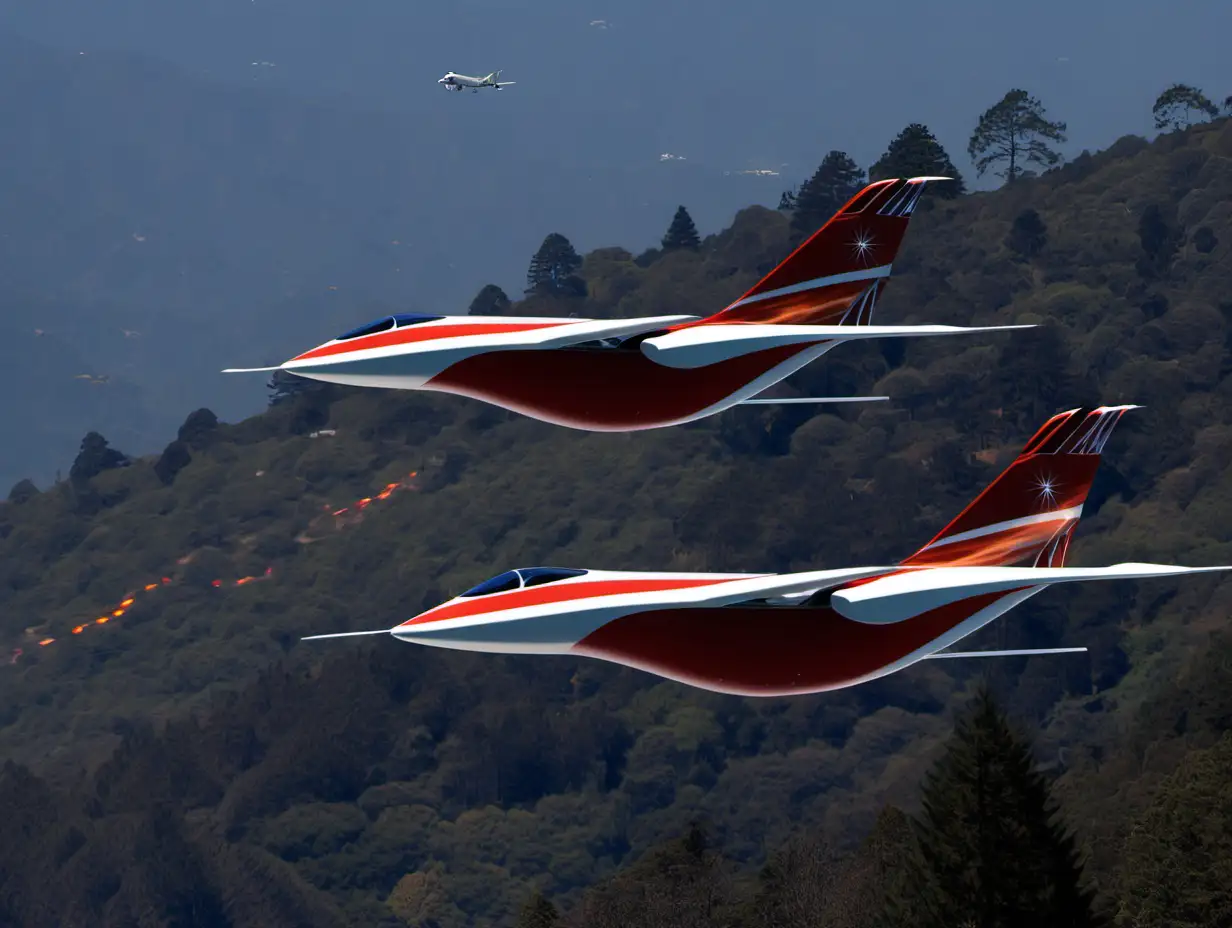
[281,314,838,431]
[390,567,1040,696]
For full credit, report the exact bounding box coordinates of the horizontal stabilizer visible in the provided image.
[925,647,1088,660]
[222,365,283,374]
[740,396,889,405]
[641,323,1033,369]
[832,563,1232,625]
[302,629,394,640]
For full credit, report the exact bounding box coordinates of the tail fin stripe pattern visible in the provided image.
[725,265,892,310]
[878,180,926,218]
[919,506,1084,552]
[899,405,1135,569]
[839,280,882,327]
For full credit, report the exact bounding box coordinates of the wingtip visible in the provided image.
[222,366,283,374]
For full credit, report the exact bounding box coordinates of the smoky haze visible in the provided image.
[0,0,1225,488]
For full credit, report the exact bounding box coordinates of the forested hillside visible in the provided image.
[1,118,1231,926]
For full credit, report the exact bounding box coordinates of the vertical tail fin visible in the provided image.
[694,176,950,328]
[901,406,1139,569]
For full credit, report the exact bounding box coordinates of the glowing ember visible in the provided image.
[7,470,423,661]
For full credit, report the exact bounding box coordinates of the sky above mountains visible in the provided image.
[3,0,1227,182]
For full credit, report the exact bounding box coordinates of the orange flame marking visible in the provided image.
[39,638,55,647]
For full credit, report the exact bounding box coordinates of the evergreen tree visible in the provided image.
[515,890,559,928]
[777,188,797,210]
[890,683,1102,928]
[661,205,701,251]
[1135,204,1181,279]
[1151,83,1219,131]
[869,123,966,197]
[968,89,1068,183]
[1005,208,1048,259]
[1224,94,1232,115]
[526,233,586,297]
[1115,733,1232,927]
[6,479,38,504]
[792,151,865,236]
[468,283,512,316]
[69,432,130,484]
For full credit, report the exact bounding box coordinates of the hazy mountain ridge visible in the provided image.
[0,28,779,489]
[0,119,1230,925]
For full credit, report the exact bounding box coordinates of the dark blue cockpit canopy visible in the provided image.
[459,567,589,598]
[336,313,444,341]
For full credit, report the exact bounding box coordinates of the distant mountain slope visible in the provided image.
[0,30,778,489]
[0,119,1230,926]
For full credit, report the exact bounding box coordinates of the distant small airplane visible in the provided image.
[304,406,1231,697]
[437,70,515,93]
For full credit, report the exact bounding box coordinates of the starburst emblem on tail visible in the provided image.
[1034,473,1060,508]
[851,231,875,264]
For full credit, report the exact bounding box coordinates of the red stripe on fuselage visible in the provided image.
[401,577,743,627]
[571,589,1022,696]
[292,321,566,362]
[425,343,812,430]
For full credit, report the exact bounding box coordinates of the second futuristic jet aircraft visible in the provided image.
[306,406,1230,696]
[226,177,1029,431]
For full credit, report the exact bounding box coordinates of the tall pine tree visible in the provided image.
[791,150,865,237]
[526,233,586,297]
[869,123,965,197]
[968,89,1067,183]
[661,205,700,251]
[1151,83,1219,131]
[887,683,1102,928]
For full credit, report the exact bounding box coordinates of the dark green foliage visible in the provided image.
[176,408,219,450]
[6,478,38,504]
[0,123,1230,926]
[526,233,586,297]
[515,891,560,928]
[777,188,797,210]
[269,370,325,407]
[888,684,1102,928]
[869,123,966,197]
[1152,83,1220,131]
[153,439,192,486]
[1114,733,1232,927]
[969,89,1068,182]
[467,283,512,316]
[1135,204,1181,278]
[791,151,865,236]
[68,432,130,484]
[1006,208,1048,259]
[1193,225,1218,254]
[661,206,701,251]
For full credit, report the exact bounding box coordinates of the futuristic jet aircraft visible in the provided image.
[438,70,515,92]
[224,177,1030,431]
[305,406,1230,696]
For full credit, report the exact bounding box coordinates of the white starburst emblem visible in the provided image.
[851,231,875,264]
[1034,473,1059,508]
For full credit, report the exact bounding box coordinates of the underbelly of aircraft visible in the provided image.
[569,592,1013,695]
[423,344,812,430]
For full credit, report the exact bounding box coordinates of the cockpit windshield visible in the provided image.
[459,566,589,598]
[336,314,444,341]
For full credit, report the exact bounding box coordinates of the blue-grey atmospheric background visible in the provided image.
[0,0,1226,487]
